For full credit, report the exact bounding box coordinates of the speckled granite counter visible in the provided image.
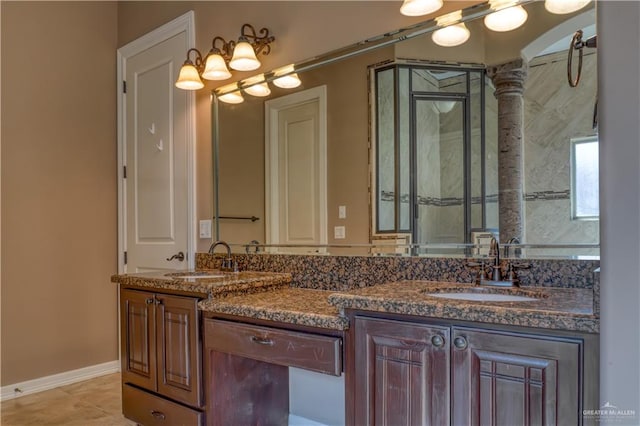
[199,288,348,331]
[111,270,291,298]
[328,281,598,333]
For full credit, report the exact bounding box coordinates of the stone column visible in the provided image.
[488,59,528,243]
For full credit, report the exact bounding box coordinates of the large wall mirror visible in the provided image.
[212,0,598,258]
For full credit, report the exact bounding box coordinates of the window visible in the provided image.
[571,136,599,219]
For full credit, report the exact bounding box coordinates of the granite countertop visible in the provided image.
[328,281,598,333]
[199,288,348,331]
[111,270,291,298]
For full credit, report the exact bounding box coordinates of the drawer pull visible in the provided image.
[150,410,166,420]
[250,335,275,346]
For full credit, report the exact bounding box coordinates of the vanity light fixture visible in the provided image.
[272,64,302,89]
[175,51,206,90]
[484,0,528,32]
[545,0,592,15]
[400,0,443,17]
[243,74,271,97]
[175,24,275,90]
[432,11,470,47]
[217,83,245,104]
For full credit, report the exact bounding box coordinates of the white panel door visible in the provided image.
[122,28,192,273]
[265,86,327,251]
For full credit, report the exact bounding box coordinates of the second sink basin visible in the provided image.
[423,286,546,302]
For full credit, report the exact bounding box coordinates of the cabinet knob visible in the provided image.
[453,336,468,350]
[154,298,162,306]
[145,298,154,305]
[150,410,166,420]
[431,334,445,348]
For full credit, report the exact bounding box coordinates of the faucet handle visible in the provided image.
[465,260,487,285]
[504,262,530,286]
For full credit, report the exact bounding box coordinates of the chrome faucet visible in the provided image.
[487,237,503,282]
[504,236,521,258]
[208,240,238,272]
[466,237,529,287]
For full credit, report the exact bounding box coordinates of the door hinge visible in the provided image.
[124,251,128,265]
[123,80,127,94]
[123,165,127,179]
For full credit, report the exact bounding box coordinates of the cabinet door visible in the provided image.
[354,317,450,426]
[120,289,157,391]
[452,327,582,426]
[155,293,202,408]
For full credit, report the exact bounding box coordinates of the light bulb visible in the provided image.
[175,62,204,90]
[400,0,443,17]
[202,53,231,80]
[218,92,244,104]
[545,0,591,14]
[432,23,470,47]
[273,73,301,89]
[484,5,528,32]
[245,82,271,97]
[229,40,261,71]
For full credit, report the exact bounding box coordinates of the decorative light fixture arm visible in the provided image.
[240,24,275,57]
[210,36,234,61]
[185,48,205,72]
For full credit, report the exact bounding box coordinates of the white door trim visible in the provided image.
[264,86,328,246]
[117,11,196,273]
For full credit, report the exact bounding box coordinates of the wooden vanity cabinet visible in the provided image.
[354,317,451,425]
[120,288,203,424]
[352,316,588,426]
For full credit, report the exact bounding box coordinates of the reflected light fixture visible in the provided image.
[243,74,271,97]
[545,0,592,14]
[433,100,456,113]
[217,83,244,104]
[432,11,470,47]
[175,24,274,90]
[484,1,528,32]
[400,0,443,17]
[273,64,302,89]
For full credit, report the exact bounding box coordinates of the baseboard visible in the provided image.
[0,360,120,401]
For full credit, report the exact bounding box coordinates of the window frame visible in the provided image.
[570,135,600,220]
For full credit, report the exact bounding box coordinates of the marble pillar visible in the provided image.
[488,59,528,243]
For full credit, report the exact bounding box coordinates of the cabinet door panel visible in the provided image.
[120,289,157,391]
[355,317,450,426]
[452,327,581,426]
[156,294,202,408]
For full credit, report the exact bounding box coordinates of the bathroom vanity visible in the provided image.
[112,256,599,426]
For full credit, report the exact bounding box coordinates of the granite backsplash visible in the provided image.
[196,253,600,293]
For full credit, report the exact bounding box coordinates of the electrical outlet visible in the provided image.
[334,226,346,239]
[199,220,212,238]
[338,205,347,219]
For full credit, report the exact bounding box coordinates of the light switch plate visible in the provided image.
[199,220,212,238]
[334,226,346,239]
[338,205,347,219]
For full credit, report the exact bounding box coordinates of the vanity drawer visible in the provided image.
[204,318,342,376]
[122,384,203,426]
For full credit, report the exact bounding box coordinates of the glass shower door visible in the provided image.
[413,97,466,251]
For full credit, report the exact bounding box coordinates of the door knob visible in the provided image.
[166,251,185,262]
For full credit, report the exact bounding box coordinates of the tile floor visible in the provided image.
[1,373,135,426]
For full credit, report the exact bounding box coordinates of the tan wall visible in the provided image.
[1,1,119,385]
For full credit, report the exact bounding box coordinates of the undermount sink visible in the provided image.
[165,271,225,279]
[423,286,546,302]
